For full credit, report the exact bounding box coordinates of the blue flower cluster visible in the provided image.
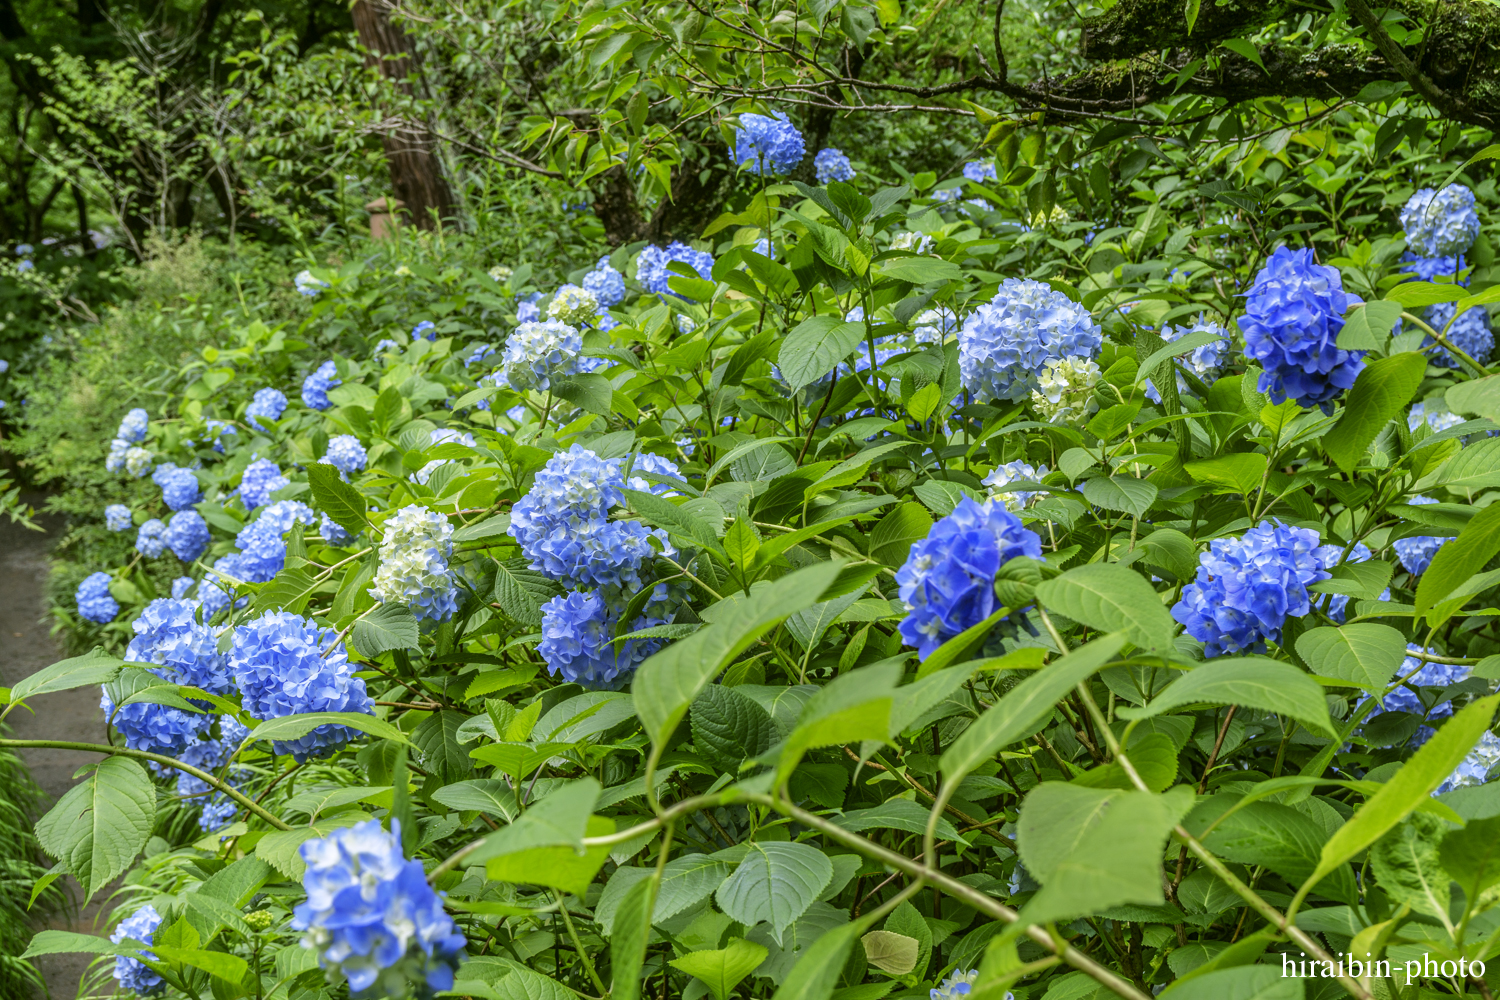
[500,320,584,392]
[322,435,368,477]
[1423,299,1494,368]
[413,320,437,341]
[229,610,375,761]
[127,598,232,694]
[982,461,1049,512]
[1393,496,1453,576]
[516,292,542,323]
[106,409,153,477]
[246,387,288,432]
[624,451,686,495]
[295,270,329,297]
[636,242,714,298]
[76,571,119,623]
[239,458,289,510]
[111,904,164,995]
[1400,184,1481,258]
[1380,646,1470,718]
[1400,251,1465,283]
[234,500,319,582]
[896,497,1044,660]
[931,969,981,1000]
[136,519,166,557]
[173,715,252,831]
[814,147,855,185]
[164,510,211,563]
[583,255,626,307]
[958,279,1102,402]
[155,464,201,511]
[369,505,461,622]
[1143,316,1229,403]
[1239,247,1365,413]
[106,504,132,532]
[321,513,353,546]
[1172,520,1330,657]
[118,408,149,443]
[1408,402,1464,434]
[731,111,805,175]
[539,589,668,689]
[1438,730,1500,794]
[292,819,466,995]
[1314,542,1389,623]
[302,360,341,411]
[962,161,997,183]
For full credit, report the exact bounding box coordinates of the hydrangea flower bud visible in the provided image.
[1408,403,1465,434]
[76,571,119,624]
[412,320,437,341]
[413,429,476,486]
[125,446,154,478]
[891,232,935,254]
[959,279,1101,403]
[962,161,997,183]
[1143,316,1228,402]
[369,505,461,622]
[487,265,512,283]
[295,270,329,297]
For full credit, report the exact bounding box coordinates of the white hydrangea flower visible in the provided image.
[1030,356,1102,424]
[983,460,1050,512]
[369,505,460,622]
[1031,205,1072,228]
[891,231,935,254]
[488,265,512,282]
[547,285,599,326]
[124,446,154,478]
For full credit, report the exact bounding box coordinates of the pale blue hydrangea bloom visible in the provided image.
[1400,251,1465,283]
[962,160,997,183]
[731,111,805,175]
[291,819,466,995]
[200,554,249,620]
[593,309,619,332]
[1144,316,1229,402]
[1173,520,1330,657]
[137,519,167,558]
[320,513,353,546]
[636,242,714,298]
[246,387,288,432]
[158,466,202,511]
[111,905,164,995]
[517,293,542,323]
[239,458,289,510]
[413,428,476,486]
[375,338,399,354]
[464,343,498,367]
[624,452,686,496]
[1401,184,1481,258]
[413,320,437,341]
[1438,731,1500,794]
[164,510,211,563]
[1393,496,1453,576]
[583,256,626,307]
[301,360,341,410]
[322,435,367,477]
[500,320,584,391]
[105,504,132,532]
[539,589,669,689]
[1408,403,1465,434]
[229,611,375,761]
[959,279,1102,402]
[206,419,235,453]
[117,407,149,443]
[234,500,319,582]
[369,504,461,622]
[170,576,195,599]
[106,438,130,473]
[1424,299,1494,368]
[1375,646,1470,738]
[891,231,935,254]
[295,270,329,297]
[814,147,855,184]
[931,968,987,999]
[982,461,1049,512]
[913,307,958,344]
[76,571,118,624]
[1313,542,1389,623]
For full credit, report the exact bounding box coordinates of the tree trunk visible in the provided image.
[350,0,456,230]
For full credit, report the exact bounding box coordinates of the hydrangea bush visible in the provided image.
[13,122,1500,1000]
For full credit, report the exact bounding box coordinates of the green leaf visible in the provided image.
[1439,814,1500,901]
[412,710,474,783]
[351,602,419,657]
[1370,813,1450,919]
[1072,732,1179,792]
[715,841,834,945]
[1120,658,1335,737]
[633,561,842,748]
[912,479,980,518]
[1187,798,1356,905]
[621,488,728,562]
[723,330,780,386]
[34,756,154,899]
[1183,453,1268,495]
[469,780,609,894]
[255,813,368,880]
[1158,965,1302,1000]
[11,647,122,703]
[872,256,961,284]
[609,872,658,1000]
[1337,300,1403,351]
[769,916,873,1000]
[493,558,560,627]
[453,513,512,543]
[779,660,902,779]
[941,634,1127,782]
[552,373,614,415]
[1034,563,1175,653]
[777,315,866,393]
[22,929,129,958]
[430,779,518,821]
[1385,281,1466,309]
[860,930,919,976]
[1323,353,1427,472]
[1135,328,1225,391]
[1219,38,1266,73]
[691,685,779,774]
[1415,502,1500,619]
[308,463,368,534]
[1446,373,1500,423]
[1295,624,1407,690]
[869,503,932,565]
[153,945,250,983]
[833,798,961,843]
[245,711,409,748]
[1310,694,1500,893]
[882,900,932,983]
[670,939,769,1000]
[1081,476,1157,518]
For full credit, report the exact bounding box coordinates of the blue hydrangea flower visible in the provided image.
[464,343,497,368]
[106,504,132,532]
[239,458,289,511]
[322,435,368,478]
[246,388,288,432]
[206,419,236,454]
[375,338,399,354]
[369,505,460,623]
[126,598,233,695]
[1423,300,1494,368]
[517,293,542,323]
[814,147,855,185]
[593,309,619,332]
[1370,647,1471,745]
[539,589,668,689]
[302,361,341,411]
[624,452,686,496]
[913,307,958,345]
[896,498,1044,660]
[1438,730,1500,794]
[931,968,981,1000]
[158,467,201,511]
[291,819,467,995]
[1401,185,1481,258]
[164,510,211,563]
[962,161,997,183]
[1172,520,1330,657]
[583,256,626,307]
[321,513,353,546]
[234,501,318,582]
[958,279,1102,402]
[731,111,805,175]
[117,408,149,443]
[200,554,249,620]
[170,576,195,599]
[500,321,583,392]
[100,689,208,757]
[1313,542,1390,623]
[1393,496,1453,576]
[137,519,167,558]
[1144,316,1229,402]
[636,243,715,298]
[1239,247,1366,413]
[229,611,375,761]
[1400,252,1465,284]
[76,571,119,623]
[413,320,437,341]
[106,438,129,473]
[111,904,165,995]
[982,461,1049,512]
[295,270,329,297]
[1409,403,1465,434]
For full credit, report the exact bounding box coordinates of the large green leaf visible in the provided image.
[245,711,408,747]
[691,685,779,773]
[768,914,875,1000]
[869,503,933,566]
[671,939,769,1000]
[1336,300,1403,351]
[553,373,613,415]
[940,634,1126,782]
[1446,372,1500,423]
[778,660,902,779]
[1183,452,1268,496]
[1185,797,1356,905]
[1120,658,1335,737]
[308,462,368,534]
[1370,813,1450,920]
[429,779,518,821]
[1034,563,1175,652]
[1439,814,1500,902]
[469,780,612,894]
[411,710,474,783]
[34,756,155,899]
[1081,476,1158,518]
[608,872,657,1000]
[1415,502,1500,619]
[633,561,842,747]
[1157,965,1302,1000]
[1322,352,1427,472]
[1295,623,1407,690]
[10,647,122,703]
[351,602,420,657]
[777,315,866,393]
[715,841,834,944]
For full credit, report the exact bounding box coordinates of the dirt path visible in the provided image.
[0,513,113,1000]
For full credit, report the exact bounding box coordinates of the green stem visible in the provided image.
[555,888,608,996]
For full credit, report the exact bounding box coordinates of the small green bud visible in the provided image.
[243,909,274,932]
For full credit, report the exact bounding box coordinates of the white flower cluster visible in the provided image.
[369,505,460,622]
[547,284,599,326]
[891,231,934,254]
[1030,356,1102,423]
